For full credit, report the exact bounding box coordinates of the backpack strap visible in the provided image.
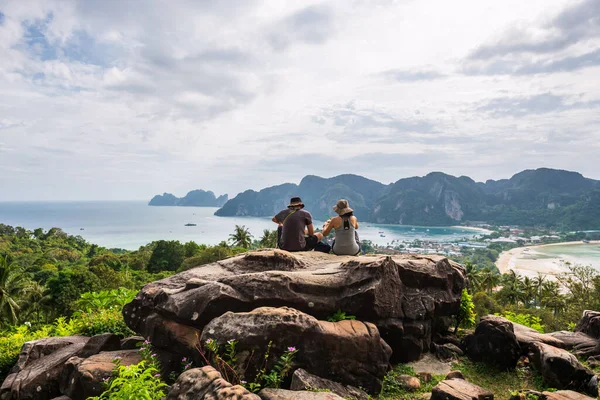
[282,209,297,225]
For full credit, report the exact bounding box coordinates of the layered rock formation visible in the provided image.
[463,315,599,397]
[123,250,466,365]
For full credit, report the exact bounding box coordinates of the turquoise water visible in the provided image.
[0,201,482,250]
[531,243,600,269]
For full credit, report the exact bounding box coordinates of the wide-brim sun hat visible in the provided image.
[333,199,353,215]
[288,197,304,208]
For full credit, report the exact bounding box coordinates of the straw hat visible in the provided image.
[333,199,353,215]
[288,197,304,208]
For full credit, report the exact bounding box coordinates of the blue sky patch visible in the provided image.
[23,13,57,61]
[0,11,5,25]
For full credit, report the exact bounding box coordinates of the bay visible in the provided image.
[0,201,482,250]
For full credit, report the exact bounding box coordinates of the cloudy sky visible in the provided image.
[0,0,599,201]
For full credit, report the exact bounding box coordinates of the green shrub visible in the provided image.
[497,311,545,333]
[88,360,167,400]
[74,308,133,337]
[76,288,137,313]
[327,310,356,322]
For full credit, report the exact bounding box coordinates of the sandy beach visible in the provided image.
[496,241,600,278]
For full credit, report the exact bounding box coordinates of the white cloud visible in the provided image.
[0,0,599,200]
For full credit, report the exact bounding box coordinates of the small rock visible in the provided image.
[445,370,465,380]
[431,379,493,400]
[395,374,421,391]
[417,371,432,383]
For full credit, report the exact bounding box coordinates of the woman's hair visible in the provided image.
[340,211,354,218]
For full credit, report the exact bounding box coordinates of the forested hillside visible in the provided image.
[214,168,600,229]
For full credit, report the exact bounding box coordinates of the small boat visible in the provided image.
[583,240,590,243]
[184,223,197,226]
[380,234,386,237]
[80,228,84,230]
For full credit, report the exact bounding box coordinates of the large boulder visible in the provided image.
[258,389,345,399]
[200,306,391,394]
[462,315,521,369]
[123,251,466,363]
[512,322,565,350]
[575,311,600,339]
[7,337,89,375]
[543,391,598,400]
[529,342,598,397]
[431,378,493,400]
[60,350,142,400]
[290,368,368,400]
[167,366,259,400]
[547,331,600,358]
[0,336,90,400]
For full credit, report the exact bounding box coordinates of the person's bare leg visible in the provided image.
[314,232,324,241]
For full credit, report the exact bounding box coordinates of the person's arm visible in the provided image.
[306,223,315,236]
[322,217,336,236]
[272,216,282,226]
[352,216,359,229]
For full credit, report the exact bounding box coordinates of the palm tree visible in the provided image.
[21,282,51,324]
[532,272,546,307]
[229,225,253,249]
[465,262,483,293]
[259,229,278,249]
[521,276,536,308]
[501,270,524,309]
[539,281,564,316]
[0,255,33,325]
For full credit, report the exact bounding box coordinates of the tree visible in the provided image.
[521,276,536,308]
[21,281,51,324]
[147,240,185,273]
[465,262,483,293]
[498,270,524,308]
[0,255,33,325]
[258,229,278,249]
[229,225,253,249]
[183,241,202,257]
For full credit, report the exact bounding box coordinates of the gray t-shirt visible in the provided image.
[275,208,313,251]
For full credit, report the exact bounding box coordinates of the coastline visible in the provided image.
[496,241,600,278]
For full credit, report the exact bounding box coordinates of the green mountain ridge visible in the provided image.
[149,190,228,207]
[213,168,600,230]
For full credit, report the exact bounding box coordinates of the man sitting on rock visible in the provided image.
[273,197,330,253]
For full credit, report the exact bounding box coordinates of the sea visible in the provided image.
[0,201,484,250]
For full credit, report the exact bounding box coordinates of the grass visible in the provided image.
[452,358,547,399]
[377,358,549,400]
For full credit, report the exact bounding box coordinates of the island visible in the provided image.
[149,189,228,207]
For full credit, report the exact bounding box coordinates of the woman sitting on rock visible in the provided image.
[322,199,361,256]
